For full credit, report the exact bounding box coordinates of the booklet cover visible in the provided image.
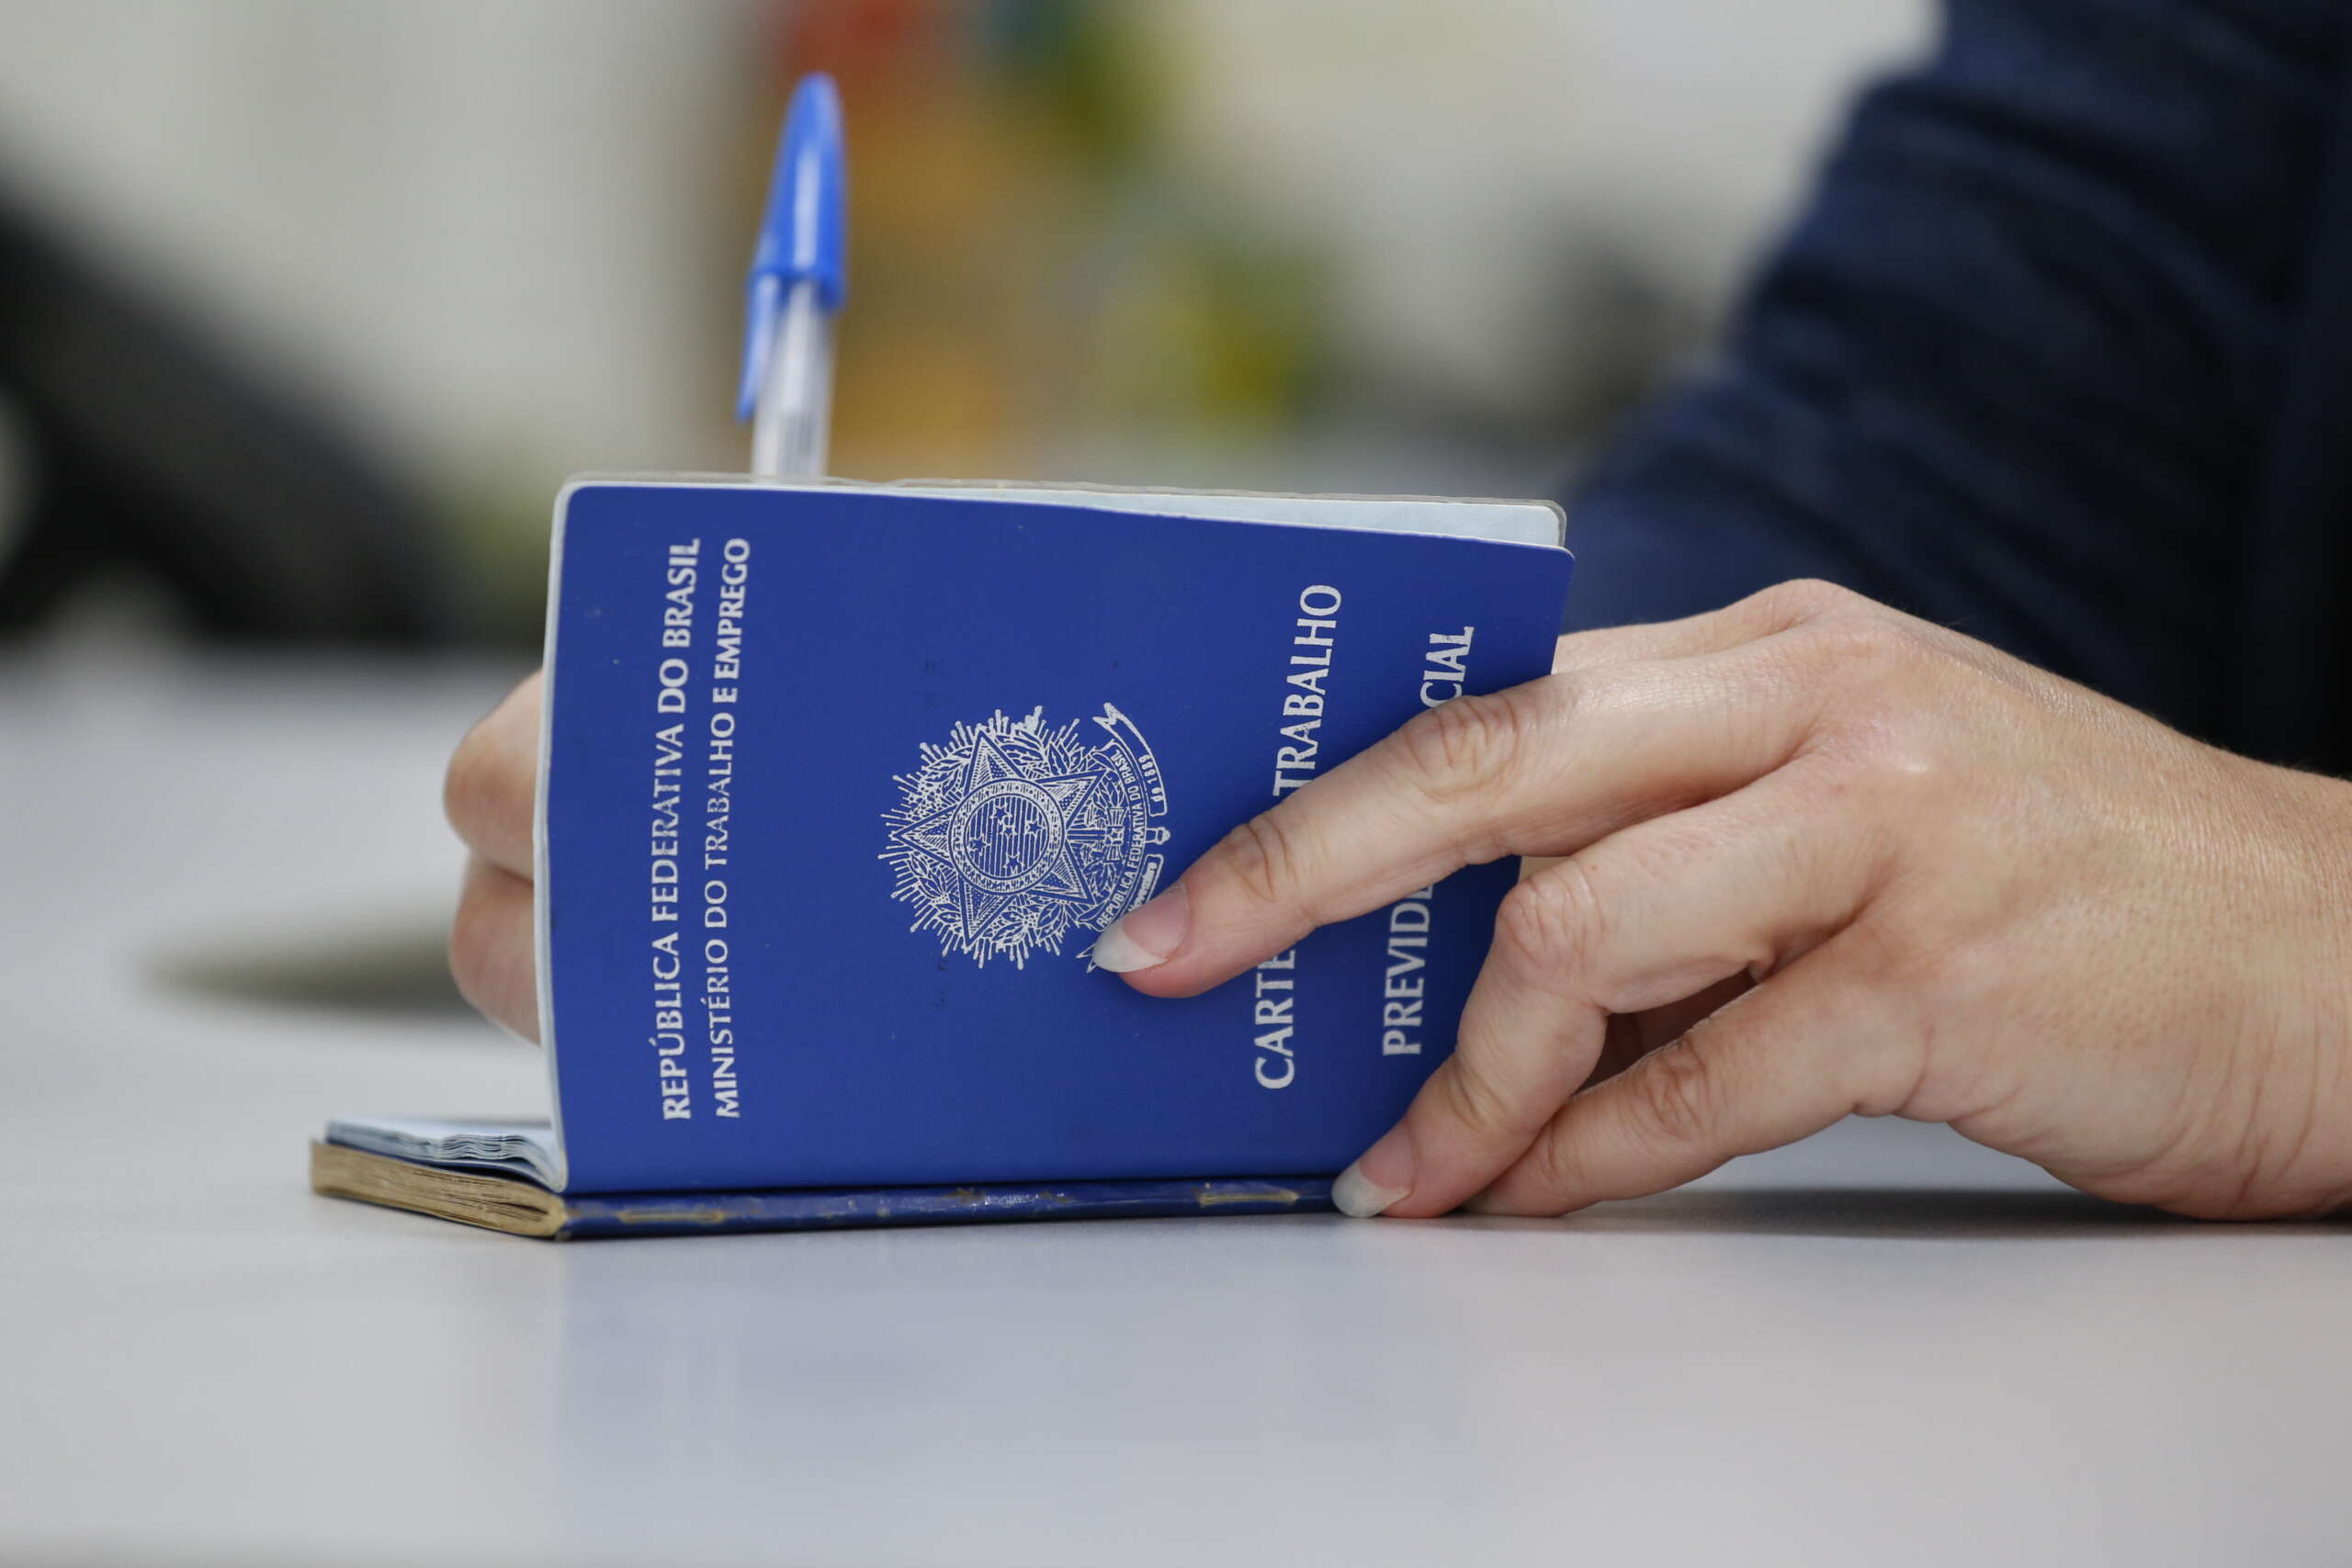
[328,479,1573,1212]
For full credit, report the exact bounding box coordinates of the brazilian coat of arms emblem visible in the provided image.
[882,704,1170,967]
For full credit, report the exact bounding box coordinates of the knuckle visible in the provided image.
[1883,929,1989,1010]
[447,867,524,1016]
[443,727,513,842]
[447,892,497,1011]
[1490,870,1600,997]
[442,736,485,834]
[1792,607,1920,680]
[1393,686,1539,805]
[1511,1122,1586,1212]
[1785,615,1960,783]
[1753,577,1862,623]
[1821,696,1951,797]
[1212,812,1308,913]
[1634,1040,1720,1149]
[445,676,540,849]
[1437,1053,1533,1146]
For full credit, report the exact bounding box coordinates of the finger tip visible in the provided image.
[1087,928,1161,976]
[1091,884,1191,975]
[1331,1159,1411,1219]
[1092,943,1212,998]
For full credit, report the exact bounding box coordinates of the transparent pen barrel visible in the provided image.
[752,280,833,479]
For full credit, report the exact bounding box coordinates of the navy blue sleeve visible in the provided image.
[1563,0,2343,740]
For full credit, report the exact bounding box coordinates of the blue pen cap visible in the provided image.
[737,73,847,420]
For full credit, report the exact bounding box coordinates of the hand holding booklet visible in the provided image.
[312,79,1576,1239]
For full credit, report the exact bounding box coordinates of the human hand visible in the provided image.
[1092,581,2352,1221]
[445,670,542,1041]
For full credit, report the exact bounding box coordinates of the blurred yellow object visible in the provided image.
[747,0,1334,483]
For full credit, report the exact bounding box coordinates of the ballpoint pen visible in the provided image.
[737,73,846,480]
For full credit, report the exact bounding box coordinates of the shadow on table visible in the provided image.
[1460,1187,2339,1241]
[146,908,473,1020]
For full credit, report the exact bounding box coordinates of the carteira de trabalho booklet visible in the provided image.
[315,477,1574,1238]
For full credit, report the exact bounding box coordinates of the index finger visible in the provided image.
[1094,636,1826,997]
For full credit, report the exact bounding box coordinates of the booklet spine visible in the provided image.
[556,1176,1336,1238]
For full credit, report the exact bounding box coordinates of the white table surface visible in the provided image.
[3,652,2346,1567]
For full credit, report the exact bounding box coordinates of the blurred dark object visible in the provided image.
[149,908,470,1021]
[0,187,450,642]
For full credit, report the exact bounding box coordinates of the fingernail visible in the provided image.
[1091,882,1191,974]
[1331,1124,1416,1219]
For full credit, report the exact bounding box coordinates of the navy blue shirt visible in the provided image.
[1565,0,2352,769]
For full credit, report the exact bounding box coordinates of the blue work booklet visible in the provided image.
[320,477,1573,1236]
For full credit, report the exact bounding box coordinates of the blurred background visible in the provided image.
[0,0,1929,650]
